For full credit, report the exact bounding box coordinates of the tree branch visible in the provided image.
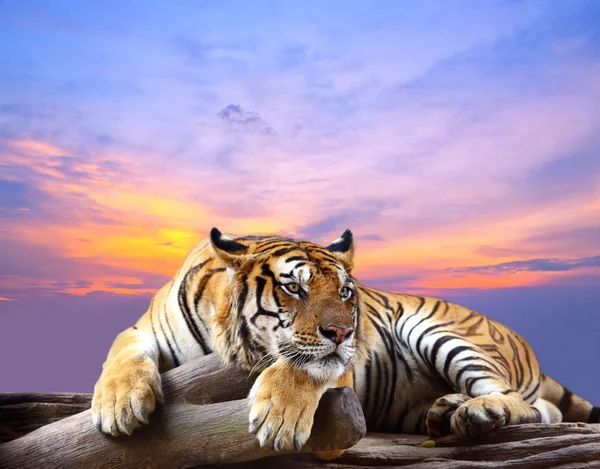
[201,424,600,469]
[0,353,248,443]
[0,354,366,468]
[3,354,599,468]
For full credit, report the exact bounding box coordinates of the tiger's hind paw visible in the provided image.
[450,395,508,437]
[426,393,471,438]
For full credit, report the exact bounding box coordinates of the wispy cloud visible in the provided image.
[218,104,275,135]
[448,256,600,275]
[0,1,599,298]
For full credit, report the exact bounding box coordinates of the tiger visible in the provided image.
[92,228,599,455]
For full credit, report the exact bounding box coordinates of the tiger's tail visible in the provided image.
[540,373,600,423]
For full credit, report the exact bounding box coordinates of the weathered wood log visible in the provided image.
[202,423,600,469]
[0,353,251,442]
[3,353,600,467]
[0,393,92,442]
[0,354,366,468]
[0,389,365,468]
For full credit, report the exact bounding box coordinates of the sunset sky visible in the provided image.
[1,1,599,400]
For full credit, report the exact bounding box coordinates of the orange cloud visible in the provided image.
[4,139,72,158]
[0,138,307,297]
[1,135,599,299]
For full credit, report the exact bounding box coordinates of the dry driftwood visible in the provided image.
[0,353,252,443]
[2,353,600,468]
[0,392,92,442]
[205,424,600,469]
[0,354,366,468]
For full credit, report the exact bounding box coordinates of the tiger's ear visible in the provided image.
[325,229,355,272]
[210,227,253,267]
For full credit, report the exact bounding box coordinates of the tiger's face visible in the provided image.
[210,228,364,383]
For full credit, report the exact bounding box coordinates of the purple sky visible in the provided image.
[0,0,599,403]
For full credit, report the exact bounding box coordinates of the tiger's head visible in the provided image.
[209,227,366,383]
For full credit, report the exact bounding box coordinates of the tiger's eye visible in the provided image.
[340,286,352,299]
[285,283,301,294]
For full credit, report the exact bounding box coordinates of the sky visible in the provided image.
[0,1,599,402]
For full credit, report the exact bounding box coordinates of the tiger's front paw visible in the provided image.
[426,393,471,438]
[248,366,323,451]
[91,356,163,436]
[451,395,508,437]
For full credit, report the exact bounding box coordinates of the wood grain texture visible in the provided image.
[203,424,600,469]
[0,355,366,468]
[2,353,599,468]
[0,353,240,443]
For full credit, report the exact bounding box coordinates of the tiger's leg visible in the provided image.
[540,373,599,423]
[248,358,329,451]
[314,370,354,461]
[421,338,541,438]
[532,397,562,424]
[92,315,163,436]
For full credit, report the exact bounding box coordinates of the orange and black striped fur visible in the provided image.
[92,229,598,453]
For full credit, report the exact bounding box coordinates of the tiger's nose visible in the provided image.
[319,325,354,344]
